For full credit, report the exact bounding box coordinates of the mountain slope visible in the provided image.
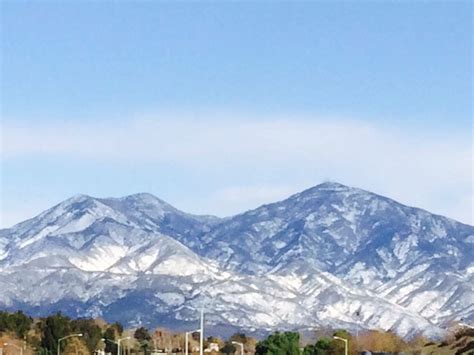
[196,182,473,322]
[0,183,472,336]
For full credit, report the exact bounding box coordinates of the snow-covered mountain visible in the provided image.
[197,182,474,325]
[0,183,472,338]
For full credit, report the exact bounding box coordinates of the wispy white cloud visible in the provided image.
[1,113,472,224]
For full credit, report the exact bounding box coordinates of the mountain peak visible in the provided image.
[64,192,163,204]
[293,181,352,198]
[120,192,162,202]
[314,181,349,190]
[114,192,177,211]
[65,193,94,203]
[125,192,157,198]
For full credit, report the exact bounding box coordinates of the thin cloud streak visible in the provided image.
[2,114,472,224]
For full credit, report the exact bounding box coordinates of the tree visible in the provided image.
[71,318,102,353]
[63,336,89,355]
[230,333,247,343]
[40,312,72,355]
[302,344,317,355]
[0,310,33,338]
[331,330,351,354]
[256,332,300,355]
[112,322,123,336]
[301,337,334,355]
[103,327,117,354]
[206,336,223,351]
[191,331,200,342]
[134,327,151,342]
[134,327,151,354]
[220,342,236,354]
[230,333,257,354]
[355,330,407,353]
[314,337,333,354]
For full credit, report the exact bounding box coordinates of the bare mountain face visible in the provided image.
[0,183,472,338]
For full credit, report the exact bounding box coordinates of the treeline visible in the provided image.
[254,328,473,354]
[37,312,124,355]
[1,310,472,355]
[254,330,351,355]
[0,311,124,355]
[0,311,243,355]
[0,311,33,338]
[254,329,404,354]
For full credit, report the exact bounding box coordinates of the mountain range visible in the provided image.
[0,182,472,338]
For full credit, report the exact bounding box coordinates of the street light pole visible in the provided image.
[231,342,244,355]
[185,332,188,355]
[333,336,348,355]
[199,309,204,355]
[355,310,361,352]
[4,342,23,355]
[58,334,83,355]
[102,337,130,355]
[185,329,201,355]
[117,337,131,355]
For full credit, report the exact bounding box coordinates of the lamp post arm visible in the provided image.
[231,341,244,355]
[58,333,83,355]
[333,337,348,355]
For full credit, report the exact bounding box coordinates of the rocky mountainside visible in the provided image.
[0,183,472,338]
[196,182,474,325]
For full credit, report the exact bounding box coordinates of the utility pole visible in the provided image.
[185,329,200,355]
[355,310,360,352]
[199,309,204,355]
[184,333,188,355]
[333,337,348,355]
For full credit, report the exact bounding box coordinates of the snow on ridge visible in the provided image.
[0,183,472,337]
[18,225,60,249]
[69,244,128,272]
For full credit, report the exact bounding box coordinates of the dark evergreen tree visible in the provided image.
[40,312,72,355]
[103,326,117,354]
[0,310,33,338]
[314,337,332,354]
[302,344,316,355]
[134,327,151,355]
[134,327,151,342]
[112,322,124,336]
[220,342,236,354]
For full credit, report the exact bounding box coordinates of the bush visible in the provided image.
[256,332,300,355]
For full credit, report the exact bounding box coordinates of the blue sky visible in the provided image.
[1,1,472,227]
